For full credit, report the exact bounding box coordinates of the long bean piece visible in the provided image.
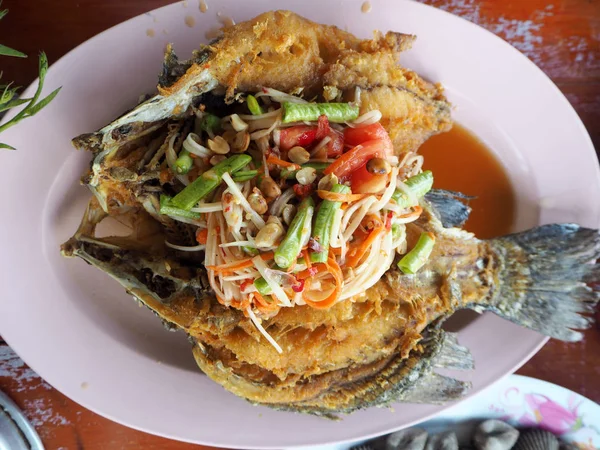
[282,102,359,123]
[310,184,350,263]
[246,95,263,115]
[397,232,435,274]
[171,154,251,210]
[232,170,258,182]
[392,171,434,207]
[254,277,273,295]
[159,195,201,219]
[174,149,193,174]
[199,113,221,133]
[274,197,315,269]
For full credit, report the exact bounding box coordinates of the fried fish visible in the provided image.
[61,11,599,418]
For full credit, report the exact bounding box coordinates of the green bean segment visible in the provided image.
[232,170,259,182]
[174,149,193,174]
[159,195,201,220]
[275,197,315,269]
[282,102,359,123]
[392,170,434,208]
[199,113,221,133]
[310,184,350,263]
[247,95,263,115]
[398,232,435,274]
[254,277,273,295]
[171,154,252,210]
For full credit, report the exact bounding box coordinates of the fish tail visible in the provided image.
[487,224,600,341]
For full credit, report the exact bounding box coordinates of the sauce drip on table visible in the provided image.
[419,124,516,239]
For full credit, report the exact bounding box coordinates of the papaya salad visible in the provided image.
[159,88,434,352]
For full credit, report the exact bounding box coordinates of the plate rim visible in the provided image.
[0,1,598,447]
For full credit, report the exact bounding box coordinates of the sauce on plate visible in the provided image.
[419,124,516,239]
[185,15,196,27]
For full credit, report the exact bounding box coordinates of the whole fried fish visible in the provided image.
[61,11,599,418]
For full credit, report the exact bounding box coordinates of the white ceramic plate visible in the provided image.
[1,1,598,448]
[422,375,600,448]
[314,375,600,450]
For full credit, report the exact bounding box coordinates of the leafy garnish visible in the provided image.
[0,44,27,58]
[0,2,61,149]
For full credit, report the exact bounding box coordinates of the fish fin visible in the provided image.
[395,329,472,405]
[158,44,212,89]
[264,328,472,417]
[425,189,473,228]
[488,224,600,341]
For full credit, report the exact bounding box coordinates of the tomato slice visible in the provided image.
[315,115,330,140]
[324,139,387,180]
[349,163,388,194]
[344,123,393,154]
[279,126,317,151]
[326,129,344,158]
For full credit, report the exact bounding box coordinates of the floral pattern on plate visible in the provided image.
[490,386,600,449]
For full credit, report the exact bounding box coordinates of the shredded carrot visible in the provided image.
[330,247,342,256]
[363,213,384,230]
[302,250,312,270]
[196,228,208,245]
[253,292,279,312]
[303,255,343,309]
[239,296,251,310]
[345,226,384,268]
[296,263,326,280]
[208,252,274,274]
[316,190,369,203]
[266,155,301,170]
[399,205,423,220]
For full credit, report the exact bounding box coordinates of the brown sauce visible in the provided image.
[419,124,516,239]
[184,15,196,27]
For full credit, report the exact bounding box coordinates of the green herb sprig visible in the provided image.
[0,3,61,150]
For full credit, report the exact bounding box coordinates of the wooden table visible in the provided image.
[1,0,599,448]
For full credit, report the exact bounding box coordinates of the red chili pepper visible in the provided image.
[293,183,314,198]
[240,279,253,293]
[385,211,394,230]
[292,278,305,293]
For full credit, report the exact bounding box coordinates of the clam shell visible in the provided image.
[387,427,428,450]
[513,429,559,450]
[350,445,375,450]
[473,419,519,450]
[426,431,459,450]
[559,443,580,450]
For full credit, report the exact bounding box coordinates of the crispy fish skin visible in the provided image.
[73,11,450,158]
[62,197,600,415]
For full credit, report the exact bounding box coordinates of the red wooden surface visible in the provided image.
[1,1,598,448]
